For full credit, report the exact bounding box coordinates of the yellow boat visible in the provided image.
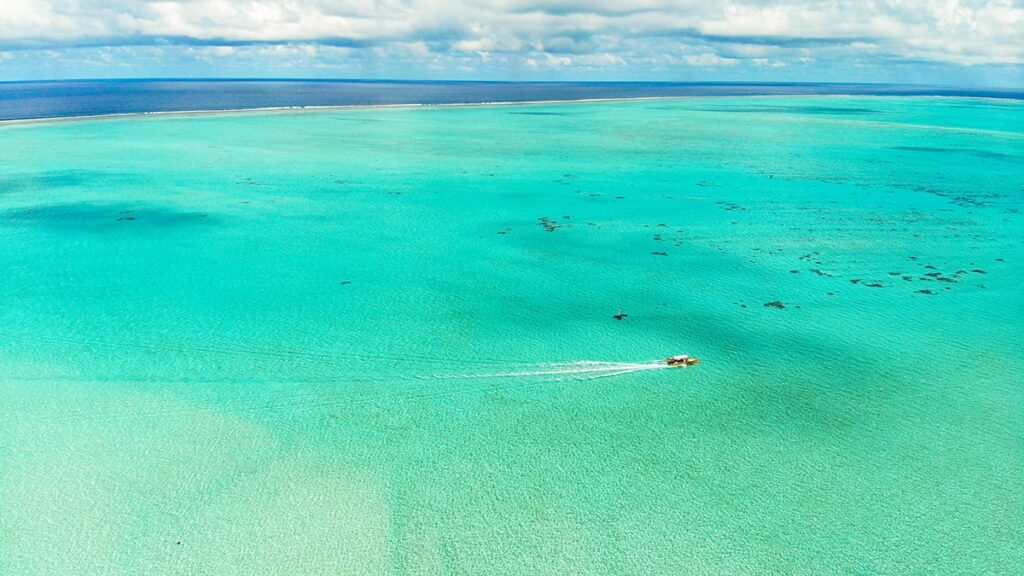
[666,355,700,367]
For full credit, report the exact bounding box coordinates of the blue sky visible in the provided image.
[1,1,1022,86]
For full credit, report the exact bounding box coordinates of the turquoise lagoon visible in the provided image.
[1,97,1022,574]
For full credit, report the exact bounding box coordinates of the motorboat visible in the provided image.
[666,354,700,367]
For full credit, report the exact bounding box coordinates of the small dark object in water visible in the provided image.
[865,283,884,288]
[850,279,861,284]
[972,269,986,274]
[651,251,668,256]
[340,281,351,285]
[996,258,1005,262]
[537,217,560,232]
[909,256,917,261]
[789,269,799,273]
[925,272,942,277]
[902,276,913,281]
[917,289,935,295]
[764,300,786,309]
[116,217,136,222]
[827,292,835,296]
[613,310,628,320]
[925,265,938,270]
[888,271,901,276]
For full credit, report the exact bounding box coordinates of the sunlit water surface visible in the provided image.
[1,97,1022,574]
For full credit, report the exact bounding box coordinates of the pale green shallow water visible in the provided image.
[1,97,1022,574]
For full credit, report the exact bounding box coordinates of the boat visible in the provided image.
[665,354,700,367]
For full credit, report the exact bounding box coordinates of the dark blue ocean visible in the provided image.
[0,79,1021,121]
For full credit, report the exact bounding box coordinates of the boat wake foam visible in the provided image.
[420,360,671,381]
[16,360,678,424]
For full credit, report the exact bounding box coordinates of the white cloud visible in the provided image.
[577,52,625,66]
[752,58,786,68]
[544,54,573,67]
[0,1,1020,80]
[684,52,738,67]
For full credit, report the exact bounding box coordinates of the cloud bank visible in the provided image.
[0,1,1021,84]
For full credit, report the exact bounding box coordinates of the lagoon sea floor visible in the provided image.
[0,96,1022,574]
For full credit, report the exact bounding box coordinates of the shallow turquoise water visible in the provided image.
[1,97,1022,574]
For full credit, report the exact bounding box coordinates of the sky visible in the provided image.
[0,1,1022,86]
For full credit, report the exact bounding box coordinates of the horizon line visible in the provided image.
[2,77,1023,92]
[4,93,1023,128]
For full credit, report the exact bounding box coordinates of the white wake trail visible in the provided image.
[420,360,671,381]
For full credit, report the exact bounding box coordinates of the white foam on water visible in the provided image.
[13,358,683,424]
[420,360,673,381]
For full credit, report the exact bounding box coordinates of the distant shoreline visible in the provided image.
[2,93,1021,127]
[2,96,670,126]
